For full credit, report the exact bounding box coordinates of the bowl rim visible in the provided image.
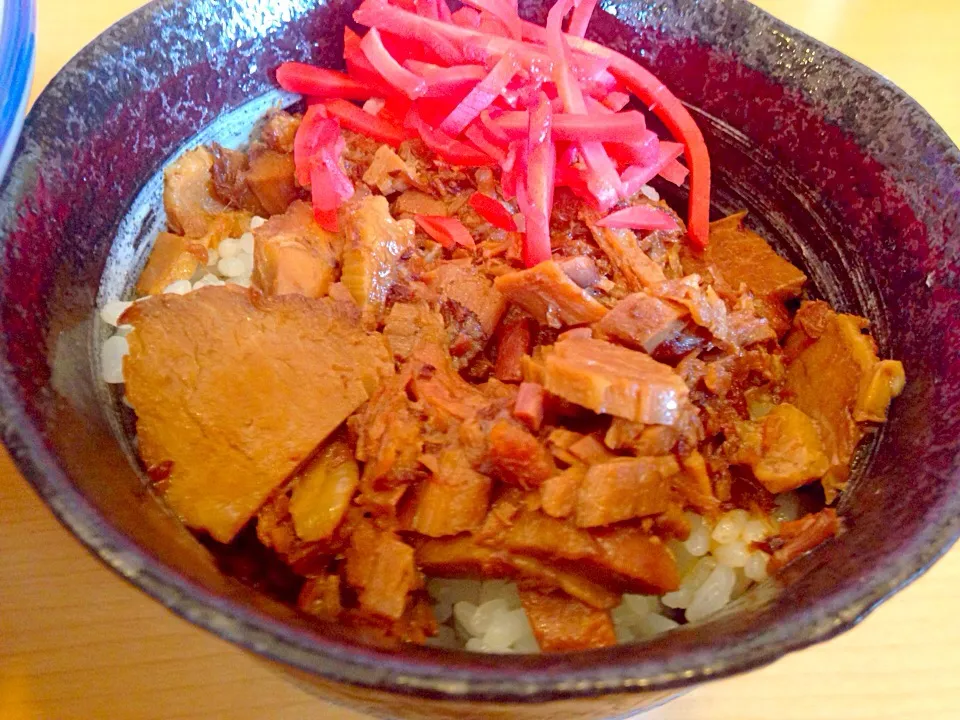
[3,0,960,704]
[0,0,35,182]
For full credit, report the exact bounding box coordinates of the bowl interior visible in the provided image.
[1,0,959,702]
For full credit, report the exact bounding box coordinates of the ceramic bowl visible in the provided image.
[0,1,958,718]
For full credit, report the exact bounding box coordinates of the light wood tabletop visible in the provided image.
[2,1,959,718]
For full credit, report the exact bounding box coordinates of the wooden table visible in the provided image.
[3,1,959,718]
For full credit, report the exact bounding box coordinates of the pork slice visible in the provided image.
[340,194,416,324]
[494,260,608,328]
[654,275,732,347]
[542,336,691,425]
[252,200,339,299]
[700,213,807,299]
[344,522,422,620]
[575,457,679,528]
[410,450,492,537]
[595,292,688,353]
[393,189,448,217]
[518,589,616,652]
[163,147,228,237]
[680,214,806,337]
[121,286,393,542]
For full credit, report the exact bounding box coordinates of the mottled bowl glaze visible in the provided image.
[0,0,958,717]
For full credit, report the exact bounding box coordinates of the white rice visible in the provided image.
[99,218,267,384]
[432,507,790,653]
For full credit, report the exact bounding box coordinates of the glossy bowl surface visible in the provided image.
[0,0,958,712]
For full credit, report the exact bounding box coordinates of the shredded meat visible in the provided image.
[126,118,906,651]
[768,508,840,572]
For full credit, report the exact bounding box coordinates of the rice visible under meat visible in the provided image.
[428,506,788,653]
[99,217,268,384]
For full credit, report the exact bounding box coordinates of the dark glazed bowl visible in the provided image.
[1,0,959,717]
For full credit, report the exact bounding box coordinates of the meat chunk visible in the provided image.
[354,369,426,511]
[586,220,666,291]
[210,144,267,215]
[539,465,585,519]
[393,189,448,217]
[135,232,204,295]
[513,382,545,431]
[363,145,421,195]
[541,336,691,426]
[478,494,679,595]
[344,522,422,620]
[428,262,506,337]
[590,527,679,595]
[595,292,689,353]
[686,213,807,335]
[655,275,733,347]
[486,418,556,488]
[246,150,300,216]
[576,457,679,528]
[785,307,905,500]
[340,194,416,323]
[557,255,601,289]
[519,589,616,652]
[163,147,227,237]
[415,535,620,609]
[252,201,339,299]
[604,419,680,456]
[382,302,447,362]
[255,110,300,154]
[494,260,608,327]
[121,286,393,542]
[288,440,359,543]
[297,574,342,620]
[410,450,493,537]
[727,403,830,494]
[494,314,534,383]
[768,508,840,573]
